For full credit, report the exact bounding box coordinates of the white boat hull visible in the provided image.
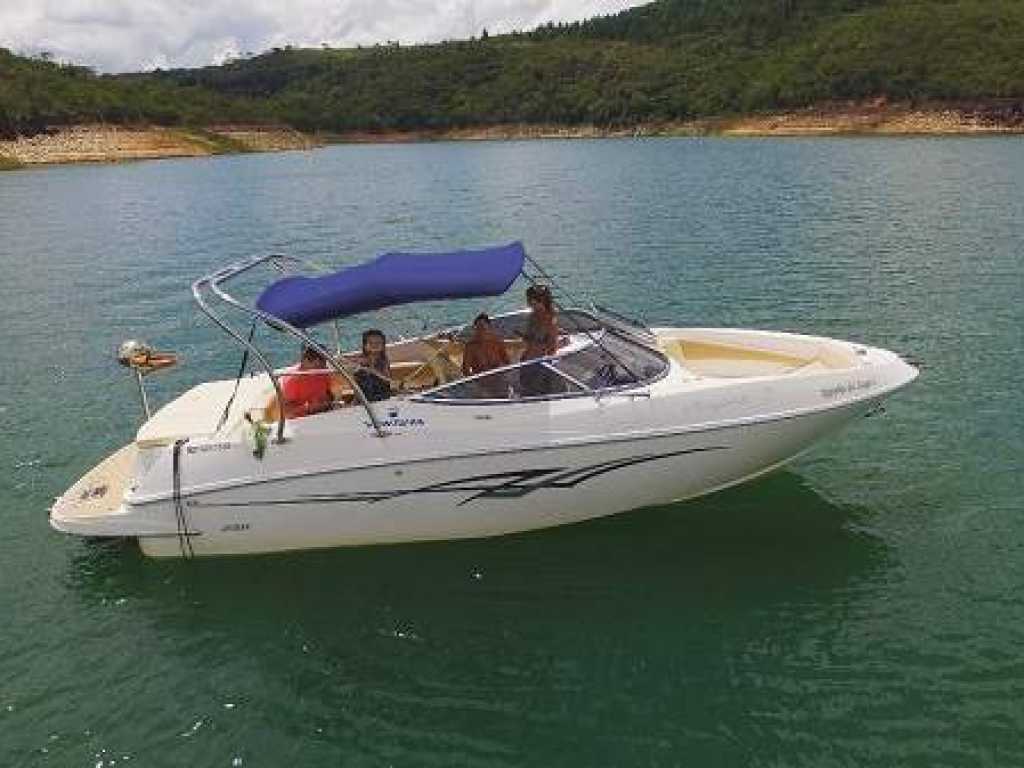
[139,401,865,557]
[51,327,917,558]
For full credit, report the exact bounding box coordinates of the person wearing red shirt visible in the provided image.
[281,346,334,418]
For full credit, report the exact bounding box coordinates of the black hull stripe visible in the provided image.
[130,395,884,506]
[191,445,728,510]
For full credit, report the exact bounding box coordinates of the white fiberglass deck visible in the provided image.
[656,328,862,379]
[50,443,137,522]
[135,376,275,447]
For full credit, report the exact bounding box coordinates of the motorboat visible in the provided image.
[50,242,917,558]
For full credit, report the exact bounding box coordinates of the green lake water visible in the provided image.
[1,138,1022,766]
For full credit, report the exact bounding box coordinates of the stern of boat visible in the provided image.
[50,443,140,538]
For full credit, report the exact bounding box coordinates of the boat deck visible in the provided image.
[656,329,860,379]
[135,376,275,447]
[50,443,137,523]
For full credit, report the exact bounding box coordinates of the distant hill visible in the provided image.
[0,48,263,138]
[538,0,892,41]
[3,0,1023,138]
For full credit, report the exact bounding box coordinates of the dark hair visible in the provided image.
[361,329,389,373]
[526,284,554,314]
[473,313,491,326]
[301,345,326,364]
[362,328,386,349]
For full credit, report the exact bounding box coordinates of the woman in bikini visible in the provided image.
[519,285,561,396]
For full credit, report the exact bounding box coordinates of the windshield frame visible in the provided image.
[411,326,670,406]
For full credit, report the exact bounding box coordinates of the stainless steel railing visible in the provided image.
[192,254,384,443]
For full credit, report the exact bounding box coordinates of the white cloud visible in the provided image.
[0,0,645,72]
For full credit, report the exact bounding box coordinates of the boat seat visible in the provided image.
[259,357,461,422]
[657,339,701,380]
[659,339,688,364]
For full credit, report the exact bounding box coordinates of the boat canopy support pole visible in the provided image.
[195,254,386,440]
[193,269,291,443]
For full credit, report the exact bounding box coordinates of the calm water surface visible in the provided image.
[1,138,1022,766]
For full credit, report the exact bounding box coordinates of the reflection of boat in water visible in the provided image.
[50,242,917,558]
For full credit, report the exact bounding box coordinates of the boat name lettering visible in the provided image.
[187,442,233,454]
[221,522,250,532]
[364,418,426,429]
[820,379,876,399]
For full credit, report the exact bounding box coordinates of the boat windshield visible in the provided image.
[447,308,605,342]
[418,331,668,403]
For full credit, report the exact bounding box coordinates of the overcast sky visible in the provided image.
[0,0,645,73]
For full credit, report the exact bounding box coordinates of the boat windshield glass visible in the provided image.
[419,331,668,402]
[420,360,584,401]
[548,331,667,389]
[449,309,604,342]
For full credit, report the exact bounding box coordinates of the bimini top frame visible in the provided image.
[193,254,386,443]
[192,243,527,442]
[192,242,660,443]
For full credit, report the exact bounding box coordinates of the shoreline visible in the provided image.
[3,103,1021,169]
[330,102,1024,143]
[0,124,322,169]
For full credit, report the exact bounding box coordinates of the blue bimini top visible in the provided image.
[255,241,525,328]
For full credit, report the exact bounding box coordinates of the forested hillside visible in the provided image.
[0,49,260,137]
[3,0,1023,138]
